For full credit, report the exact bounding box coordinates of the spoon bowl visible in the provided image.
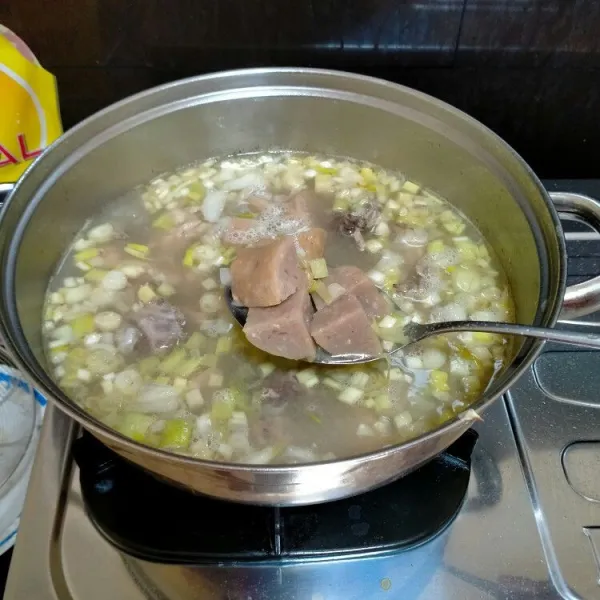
[225,285,600,365]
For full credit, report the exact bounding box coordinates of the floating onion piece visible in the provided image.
[132,384,181,414]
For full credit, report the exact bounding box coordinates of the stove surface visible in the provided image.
[5,182,600,600]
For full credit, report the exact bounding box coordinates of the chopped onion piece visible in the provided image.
[349,372,370,388]
[296,369,319,388]
[367,270,385,286]
[470,310,499,322]
[202,190,228,222]
[422,348,446,369]
[453,269,481,293]
[102,270,128,291]
[115,369,143,396]
[219,268,232,286]
[378,315,397,329]
[64,285,92,304]
[222,172,264,191]
[243,447,276,464]
[356,424,375,437]
[132,384,181,414]
[200,293,221,313]
[87,223,114,243]
[285,446,317,462]
[195,414,212,437]
[77,368,91,382]
[95,311,122,331]
[338,387,364,405]
[394,411,413,429]
[185,388,205,411]
[404,354,424,369]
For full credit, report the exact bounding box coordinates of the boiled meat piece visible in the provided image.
[295,228,327,261]
[313,265,388,319]
[221,217,258,246]
[310,293,382,357]
[243,288,316,361]
[285,190,315,223]
[230,236,303,307]
[130,299,185,353]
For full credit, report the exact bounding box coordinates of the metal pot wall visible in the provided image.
[1,68,599,506]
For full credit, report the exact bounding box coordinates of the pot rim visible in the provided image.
[0,67,566,474]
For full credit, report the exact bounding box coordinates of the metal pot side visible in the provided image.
[0,68,587,505]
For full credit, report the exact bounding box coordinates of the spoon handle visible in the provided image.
[405,320,600,351]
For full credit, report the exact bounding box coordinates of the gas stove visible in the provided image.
[5,181,600,600]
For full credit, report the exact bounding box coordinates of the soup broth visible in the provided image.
[42,153,514,464]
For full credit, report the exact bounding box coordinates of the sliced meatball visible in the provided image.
[130,300,186,353]
[230,236,303,307]
[310,293,382,357]
[313,265,389,319]
[244,288,316,361]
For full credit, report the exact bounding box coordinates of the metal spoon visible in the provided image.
[225,286,600,365]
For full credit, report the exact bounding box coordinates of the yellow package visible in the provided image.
[0,25,62,184]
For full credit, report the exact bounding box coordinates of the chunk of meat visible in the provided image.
[221,217,258,246]
[313,265,388,319]
[152,219,208,255]
[295,228,326,261]
[130,300,186,353]
[96,245,125,269]
[253,372,303,417]
[310,293,382,357]
[285,190,315,223]
[230,237,303,307]
[243,288,316,361]
[250,414,290,447]
[246,195,270,213]
[400,245,427,284]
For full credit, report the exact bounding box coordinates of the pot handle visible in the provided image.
[550,191,600,320]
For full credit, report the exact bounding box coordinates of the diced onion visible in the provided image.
[222,172,264,191]
[399,228,428,247]
[64,285,92,304]
[430,303,467,323]
[422,348,446,369]
[338,387,364,405]
[202,191,228,222]
[95,311,122,331]
[199,293,221,313]
[404,354,424,369]
[394,411,413,429]
[243,447,276,464]
[453,269,481,293]
[114,369,143,396]
[356,424,374,437]
[132,385,181,413]
[102,270,128,291]
[219,268,232,285]
[87,223,114,243]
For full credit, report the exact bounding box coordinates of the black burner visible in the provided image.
[74,430,478,564]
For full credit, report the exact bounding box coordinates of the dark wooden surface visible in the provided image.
[2,0,600,178]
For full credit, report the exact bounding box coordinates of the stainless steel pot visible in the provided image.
[1,68,600,506]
